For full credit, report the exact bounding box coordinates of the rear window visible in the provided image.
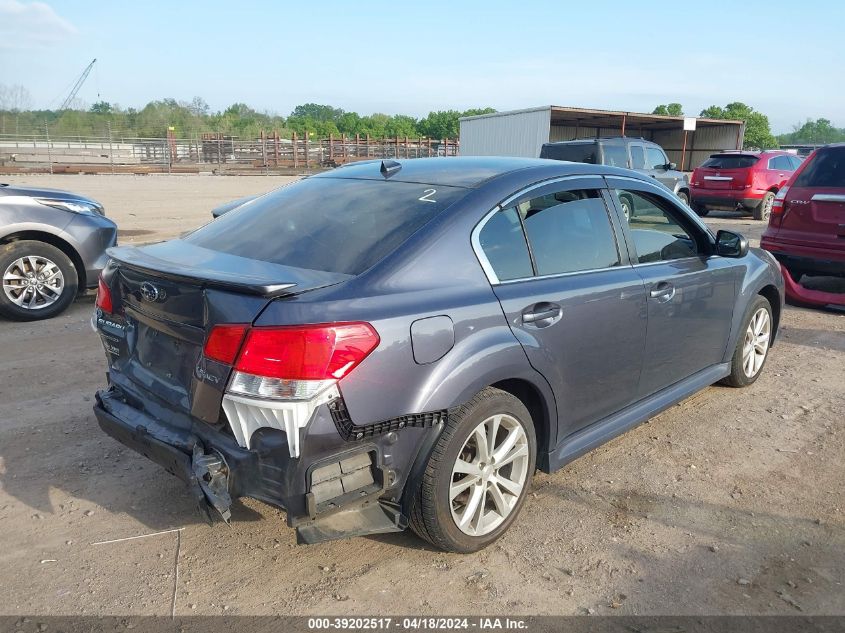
[540,143,597,164]
[793,148,845,188]
[701,155,759,169]
[185,177,468,275]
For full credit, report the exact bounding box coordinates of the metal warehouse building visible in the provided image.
[459,106,746,171]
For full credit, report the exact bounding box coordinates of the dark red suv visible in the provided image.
[690,151,802,221]
[761,143,845,307]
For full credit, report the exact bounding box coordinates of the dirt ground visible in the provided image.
[0,174,843,617]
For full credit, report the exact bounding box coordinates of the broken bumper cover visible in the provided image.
[93,388,409,543]
[780,264,845,308]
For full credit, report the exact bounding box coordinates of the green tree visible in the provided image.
[89,101,112,114]
[779,118,845,145]
[700,102,777,149]
[417,108,496,139]
[290,103,344,122]
[652,103,683,116]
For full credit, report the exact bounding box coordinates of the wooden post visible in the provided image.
[342,134,347,161]
[292,132,298,169]
[355,133,360,158]
[329,133,334,161]
[261,130,267,170]
[273,130,280,166]
[621,113,627,137]
[304,130,309,169]
[366,134,371,158]
[680,130,688,173]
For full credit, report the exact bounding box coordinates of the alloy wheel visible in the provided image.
[449,413,530,537]
[2,255,65,310]
[742,307,770,378]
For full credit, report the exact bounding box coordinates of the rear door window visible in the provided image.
[519,190,621,275]
[794,149,845,188]
[185,177,468,275]
[629,144,646,169]
[768,155,792,171]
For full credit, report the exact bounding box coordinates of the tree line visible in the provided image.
[652,101,845,149]
[0,86,493,141]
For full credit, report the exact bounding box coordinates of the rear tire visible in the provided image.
[721,295,773,388]
[753,191,775,221]
[409,387,537,553]
[677,190,690,206]
[691,202,709,217]
[0,240,78,321]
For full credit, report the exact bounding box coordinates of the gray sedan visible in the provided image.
[0,183,117,320]
[92,157,783,552]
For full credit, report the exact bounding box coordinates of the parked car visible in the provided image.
[690,151,802,221]
[92,157,783,552]
[761,143,845,308]
[540,137,690,210]
[0,183,117,321]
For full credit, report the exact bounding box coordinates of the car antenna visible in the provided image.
[380,160,402,178]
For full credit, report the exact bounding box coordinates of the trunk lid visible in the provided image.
[98,241,351,421]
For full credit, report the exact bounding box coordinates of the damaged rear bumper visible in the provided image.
[780,264,845,308]
[93,388,410,543]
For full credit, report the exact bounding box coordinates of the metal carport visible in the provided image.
[459,106,746,171]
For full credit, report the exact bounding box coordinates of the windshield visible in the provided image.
[185,176,468,275]
[701,155,759,169]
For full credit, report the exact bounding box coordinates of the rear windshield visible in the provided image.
[540,143,597,164]
[701,155,759,169]
[794,148,845,188]
[185,177,468,275]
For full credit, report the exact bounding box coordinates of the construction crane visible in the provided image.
[59,58,97,110]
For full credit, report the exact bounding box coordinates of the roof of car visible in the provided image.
[543,137,657,146]
[314,156,638,188]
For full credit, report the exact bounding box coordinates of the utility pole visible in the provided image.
[107,121,114,174]
[44,122,53,175]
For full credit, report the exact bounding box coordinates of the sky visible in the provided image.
[0,0,843,133]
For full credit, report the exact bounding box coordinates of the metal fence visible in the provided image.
[0,130,460,175]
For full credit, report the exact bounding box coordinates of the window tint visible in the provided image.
[185,177,467,275]
[519,190,620,275]
[477,207,533,281]
[701,155,759,169]
[630,145,646,169]
[602,144,629,168]
[615,190,699,263]
[794,148,845,188]
[768,155,792,171]
[540,142,597,164]
[789,156,803,170]
[646,147,668,170]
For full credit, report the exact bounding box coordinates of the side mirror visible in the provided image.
[667,162,677,170]
[715,230,748,258]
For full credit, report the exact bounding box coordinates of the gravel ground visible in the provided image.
[0,174,843,617]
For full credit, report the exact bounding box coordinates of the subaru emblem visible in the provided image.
[139,281,165,302]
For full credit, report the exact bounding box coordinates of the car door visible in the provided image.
[645,145,677,190]
[473,176,647,437]
[768,155,796,190]
[605,176,741,398]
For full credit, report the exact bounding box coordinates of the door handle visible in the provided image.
[649,282,675,301]
[522,303,562,324]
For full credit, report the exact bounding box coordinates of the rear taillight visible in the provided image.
[771,186,790,226]
[208,321,381,456]
[96,276,113,313]
[203,321,380,400]
[204,324,249,365]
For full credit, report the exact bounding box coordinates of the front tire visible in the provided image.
[676,190,690,206]
[721,295,773,387]
[409,387,537,553]
[0,240,78,321]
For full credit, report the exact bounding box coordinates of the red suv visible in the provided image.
[761,144,845,307]
[690,151,802,221]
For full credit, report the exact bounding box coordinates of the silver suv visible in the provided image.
[0,183,117,321]
[540,137,691,212]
